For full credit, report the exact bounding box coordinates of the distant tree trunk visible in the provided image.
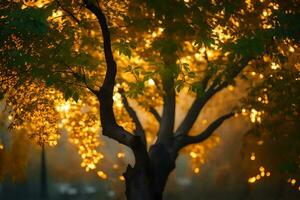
[124,143,176,200]
[40,144,48,200]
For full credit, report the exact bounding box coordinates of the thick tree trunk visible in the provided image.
[124,164,154,200]
[124,143,176,200]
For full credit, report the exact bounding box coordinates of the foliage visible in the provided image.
[242,46,300,188]
[0,0,299,196]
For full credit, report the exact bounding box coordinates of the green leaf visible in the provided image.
[72,92,80,102]
[46,77,54,87]
[73,73,85,82]
[187,71,196,78]
[152,38,179,56]
[132,66,142,77]
[129,41,137,49]
[63,88,74,101]
[7,7,49,38]
[191,81,205,98]
[208,64,218,76]
[144,71,156,80]
[175,80,184,92]
[124,65,133,72]
[126,81,145,97]
[119,46,132,58]
[182,63,190,72]
[114,39,132,58]
[31,67,46,78]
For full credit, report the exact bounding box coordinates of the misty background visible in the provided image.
[1,84,300,200]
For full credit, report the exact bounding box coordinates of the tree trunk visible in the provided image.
[124,143,176,200]
[40,144,48,200]
[124,164,154,200]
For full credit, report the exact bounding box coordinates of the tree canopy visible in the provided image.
[242,46,300,190]
[0,0,300,199]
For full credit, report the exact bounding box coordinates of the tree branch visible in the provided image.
[175,56,251,137]
[157,67,176,145]
[149,106,161,123]
[81,67,99,95]
[120,89,146,146]
[174,86,216,136]
[83,0,137,148]
[55,0,80,24]
[62,62,98,95]
[174,112,234,150]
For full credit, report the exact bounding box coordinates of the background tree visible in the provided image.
[241,45,300,197]
[1,0,299,199]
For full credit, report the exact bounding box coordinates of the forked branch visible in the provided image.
[175,56,251,137]
[120,89,146,146]
[174,112,234,151]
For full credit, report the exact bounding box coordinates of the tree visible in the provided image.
[241,45,300,197]
[1,0,299,199]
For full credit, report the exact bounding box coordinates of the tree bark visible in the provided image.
[149,143,176,199]
[124,164,154,200]
[124,143,176,200]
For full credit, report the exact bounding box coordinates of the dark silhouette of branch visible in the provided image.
[157,67,176,145]
[174,86,216,136]
[149,107,161,123]
[83,0,133,146]
[81,67,99,94]
[120,89,146,146]
[57,79,89,88]
[174,112,234,150]
[62,62,98,94]
[83,0,143,149]
[55,0,80,24]
[175,56,251,137]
